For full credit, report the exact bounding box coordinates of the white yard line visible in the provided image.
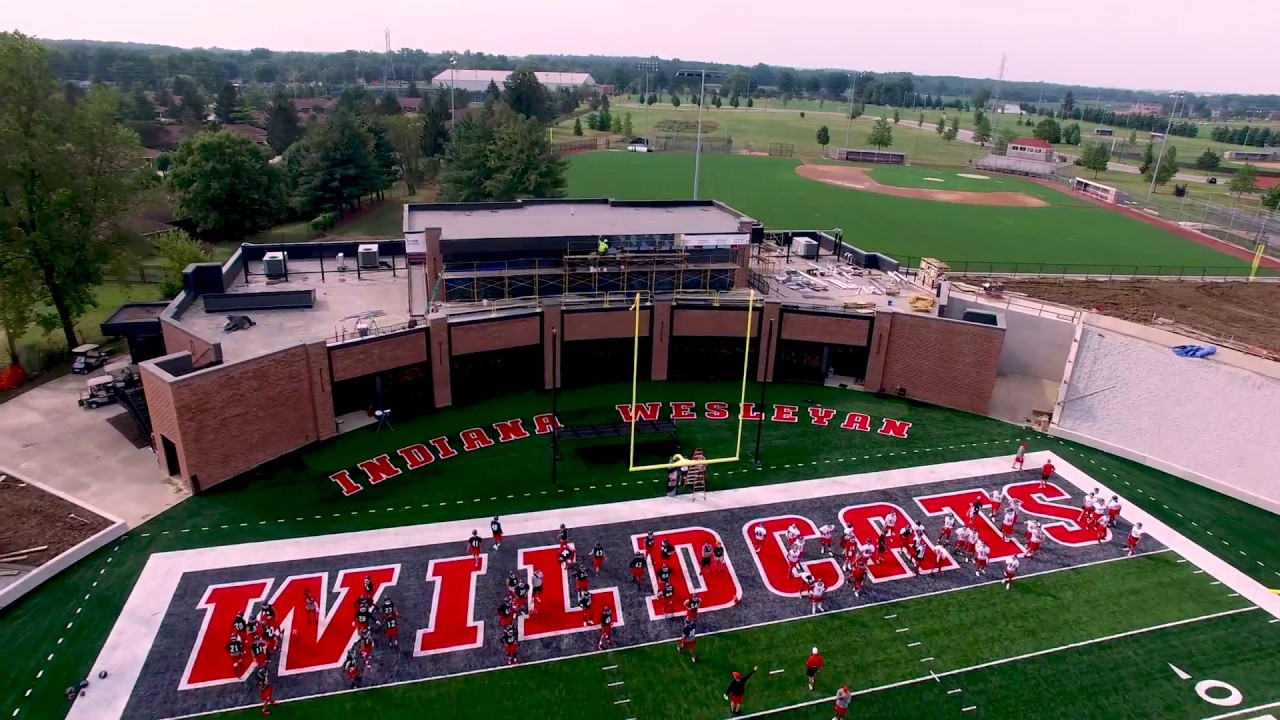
[1050,457,1280,622]
[1202,700,1280,719]
[734,607,1258,719]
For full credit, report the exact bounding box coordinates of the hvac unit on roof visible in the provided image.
[263,251,288,278]
[358,244,380,269]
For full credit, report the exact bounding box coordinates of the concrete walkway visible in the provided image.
[0,362,189,527]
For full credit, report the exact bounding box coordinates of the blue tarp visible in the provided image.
[1172,344,1217,359]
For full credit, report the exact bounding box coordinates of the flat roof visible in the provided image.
[405,201,750,240]
[171,258,413,363]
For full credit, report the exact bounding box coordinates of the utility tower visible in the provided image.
[989,53,1008,135]
[382,28,396,91]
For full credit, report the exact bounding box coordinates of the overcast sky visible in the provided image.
[10,0,1279,94]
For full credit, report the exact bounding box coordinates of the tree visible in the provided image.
[1033,117,1062,144]
[377,92,402,116]
[172,75,208,126]
[170,130,286,240]
[867,117,894,149]
[917,111,924,127]
[502,68,552,122]
[1063,123,1082,146]
[1262,184,1280,211]
[151,229,210,299]
[671,94,681,108]
[573,117,583,136]
[816,125,830,152]
[1139,142,1156,176]
[420,92,451,158]
[972,111,992,145]
[647,93,657,106]
[935,116,945,135]
[994,127,1018,155]
[622,112,633,137]
[336,85,373,116]
[155,152,172,173]
[406,81,421,98]
[971,87,993,110]
[265,91,304,155]
[0,33,144,351]
[746,96,754,108]
[729,95,739,109]
[1143,145,1178,188]
[712,95,722,109]
[610,113,622,134]
[438,113,567,202]
[892,108,900,124]
[485,79,501,102]
[128,86,156,122]
[0,257,39,366]
[215,81,238,125]
[1061,90,1075,115]
[386,114,425,194]
[848,101,863,120]
[1228,163,1259,197]
[1195,148,1221,171]
[1080,142,1112,178]
[285,113,378,217]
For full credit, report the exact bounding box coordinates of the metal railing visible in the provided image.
[895,257,1273,281]
[328,317,422,345]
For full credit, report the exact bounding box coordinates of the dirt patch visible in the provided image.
[654,119,720,134]
[1003,280,1280,356]
[796,165,1048,207]
[0,473,112,566]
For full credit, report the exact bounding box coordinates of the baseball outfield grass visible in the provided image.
[4,381,1279,720]
[564,153,1255,274]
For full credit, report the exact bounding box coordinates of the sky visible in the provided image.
[9,0,1280,95]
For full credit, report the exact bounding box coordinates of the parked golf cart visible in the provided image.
[78,375,117,410]
[71,344,107,375]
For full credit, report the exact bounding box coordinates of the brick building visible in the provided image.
[134,199,1006,494]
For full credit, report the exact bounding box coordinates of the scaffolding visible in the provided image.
[441,245,742,303]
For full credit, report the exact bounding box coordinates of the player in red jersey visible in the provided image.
[842,541,859,575]
[805,646,824,690]
[1039,459,1055,489]
[1003,556,1020,590]
[685,594,702,622]
[467,530,483,567]
[850,562,867,597]
[590,542,606,575]
[490,516,503,549]
[629,551,646,589]
[598,606,614,650]
[255,666,274,715]
[1126,523,1144,556]
[344,656,362,688]
[677,621,697,663]
[501,625,519,665]
[227,633,246,675]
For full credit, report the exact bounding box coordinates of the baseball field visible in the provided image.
[564,152,1259,274]
[5,381,1280,720]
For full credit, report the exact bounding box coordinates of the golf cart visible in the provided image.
[78,375,117,410]
[71,344,107,375]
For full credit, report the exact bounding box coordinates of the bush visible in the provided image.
[310,212,338,232]
[800,111,805,118]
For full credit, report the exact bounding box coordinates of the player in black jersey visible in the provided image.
[491,516,504,549]
[630,552,647,589]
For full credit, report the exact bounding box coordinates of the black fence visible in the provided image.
[895,257,1274,280]
[113,266,166,285]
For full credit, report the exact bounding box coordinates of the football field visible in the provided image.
[64,453,1280,720]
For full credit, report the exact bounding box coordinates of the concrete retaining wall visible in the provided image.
[944,294,1074,382]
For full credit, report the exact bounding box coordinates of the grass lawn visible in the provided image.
[864,165,1089,205]
[0,283,164,366]
[5,381,1280,720]
[565,152,1254,272]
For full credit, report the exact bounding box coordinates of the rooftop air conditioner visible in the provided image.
[336,252,347,271]
[263,251,287,278]
[355,320,371,337]
[358,244,380,269]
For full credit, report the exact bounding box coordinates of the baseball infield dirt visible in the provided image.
[796,164,1048,207]
[1003,280,1280,355]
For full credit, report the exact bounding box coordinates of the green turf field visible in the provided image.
[565,152,1254,273]
[4,381,1279,720]
[863,165,1089,203]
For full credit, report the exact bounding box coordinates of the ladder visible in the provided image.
[684,448,707,500]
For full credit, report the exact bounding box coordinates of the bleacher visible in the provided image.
[975,154,1059,178]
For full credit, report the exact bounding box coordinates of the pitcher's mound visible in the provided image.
[796,165,1046,207]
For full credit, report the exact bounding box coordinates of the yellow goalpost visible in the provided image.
[627,290,755,472]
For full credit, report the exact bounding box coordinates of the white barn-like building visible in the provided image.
[429,69,597,93]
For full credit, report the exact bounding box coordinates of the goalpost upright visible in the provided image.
[627,290,755,472]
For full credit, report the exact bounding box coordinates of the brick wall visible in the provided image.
[140,363,185,479]
[758,302,781,382]
[543,303,563,389]
[429,315,452,407]
[651,300,671,381]
[877,312,1004,414]
[329,328,428,382]
[161,319,220,368]
[672,308,760,338]
[565,310,649,341]
[451,316,540,355]
[779,313,871,346]
[169,344,334,490]
[306,341,338,442]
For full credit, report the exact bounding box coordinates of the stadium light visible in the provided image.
[637,61,659,146]
[1146,90,1184,202]
[676,69,730,200]
[844,73,855,156]
[449,55,458,124]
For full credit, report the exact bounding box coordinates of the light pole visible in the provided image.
[637,60,658,146]
[1146,91,1184,201]
[449,55,457,125]
[676,69,729,200]
[843,73,855,156]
